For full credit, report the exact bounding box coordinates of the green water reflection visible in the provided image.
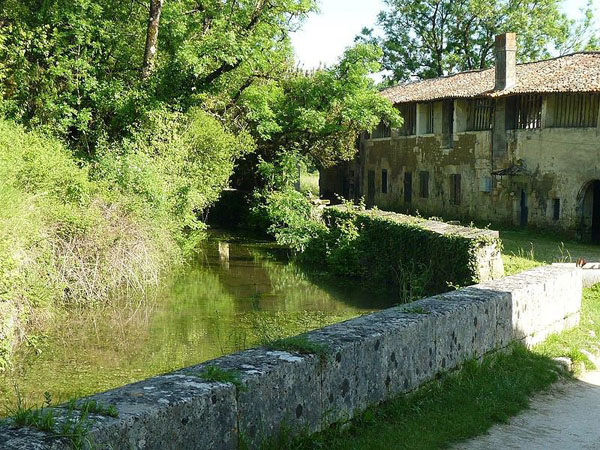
[1,231,395,410]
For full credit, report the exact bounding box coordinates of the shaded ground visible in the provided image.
[454,371,600,450]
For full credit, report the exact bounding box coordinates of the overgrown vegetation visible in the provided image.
[0,113,253,367]
[3,391,118,449]
[255,193,499,301]
[196,366,246,391]
[0,0,401,368]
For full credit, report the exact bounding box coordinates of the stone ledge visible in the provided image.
[0,266,581,450]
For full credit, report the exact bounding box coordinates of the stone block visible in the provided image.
[86,374,237,450]
[182,347,323,448]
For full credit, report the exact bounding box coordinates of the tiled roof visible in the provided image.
[381,52,600,104]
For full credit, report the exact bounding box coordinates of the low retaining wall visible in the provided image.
[0,265,581,450]
[325,207,504,291]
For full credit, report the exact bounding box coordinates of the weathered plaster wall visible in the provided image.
[339,125,600,234]
[360,131,510,223]
[0,265,582,450]
[507,127,600,233]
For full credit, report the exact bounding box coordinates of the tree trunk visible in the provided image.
[142,0,164,80]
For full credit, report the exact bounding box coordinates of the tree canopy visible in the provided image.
[0,0,397,169]
[359,0,600,83]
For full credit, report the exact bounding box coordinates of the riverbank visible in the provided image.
[0,232,396,412]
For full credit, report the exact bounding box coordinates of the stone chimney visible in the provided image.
[494,33,516,90]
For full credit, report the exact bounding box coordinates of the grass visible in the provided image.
[536,284,600,371]
[501,227,600,369]
[72,399,118,418]
[264,345,563,450]
[500,228,600,275]
[2,390,117,449]
[196,365,246,391]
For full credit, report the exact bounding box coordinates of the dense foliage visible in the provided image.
[359,0,600,82]
[314,208,496,296]
[0,119,178,310]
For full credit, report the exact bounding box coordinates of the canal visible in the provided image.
[1,231,396,410]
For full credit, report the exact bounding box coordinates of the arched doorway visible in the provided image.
[580,180,600,243]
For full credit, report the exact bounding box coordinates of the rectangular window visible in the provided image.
[397,103,417,135]
[450,174,461,205]
[419,171,429,198]
[442,100,454,147]
[552,94,599,128]
[371,120,392,139]
[425,103,434,134]
[467,98,494,131]
[553,198,560,221]
[508,95,543,129]
[381,169,388,194]
[404,172,412,204]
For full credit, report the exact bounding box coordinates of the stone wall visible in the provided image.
[0,265,582,450]
[330,206,505,284]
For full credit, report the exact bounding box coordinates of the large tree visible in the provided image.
[0,0,317,150]
[359,0,600,83]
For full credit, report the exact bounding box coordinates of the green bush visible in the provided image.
[94,108,254,251]
[296,207,499,300]
[0,119,177,308]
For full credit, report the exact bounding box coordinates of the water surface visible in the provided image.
[1,231,396,410]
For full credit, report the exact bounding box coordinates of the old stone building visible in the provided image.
[321,33,600,241]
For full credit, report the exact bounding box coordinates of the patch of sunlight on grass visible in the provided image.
[300,171,319,196]
[499,228,600,276]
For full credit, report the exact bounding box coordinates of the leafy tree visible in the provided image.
[359,0,600,83]
[241,43,402,169]
[0,0,317,151]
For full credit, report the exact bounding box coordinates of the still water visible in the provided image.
[1,231,396,410]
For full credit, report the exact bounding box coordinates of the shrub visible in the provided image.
[94,108,254,251]
[306,207,498,297]
[0,119,176,310]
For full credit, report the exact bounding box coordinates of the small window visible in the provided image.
[467,99,494,131]
[424,103,434,134]
[552,94,599,128]
[419,171,429,198]
[371,120,391,139]
[508,95,542,129]
[381,169,388,194]
[450,174,461,205]
[553,199,560,221]
[442,100,454,148]
[398,103,417,136]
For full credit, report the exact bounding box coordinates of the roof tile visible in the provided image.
[381,52,600,103]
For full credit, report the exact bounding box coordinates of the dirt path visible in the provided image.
[453,371,600,450]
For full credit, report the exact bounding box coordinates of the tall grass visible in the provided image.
[0,119,179,367]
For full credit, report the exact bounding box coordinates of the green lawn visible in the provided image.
[500,228,600,275]
[272,228,600,450]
